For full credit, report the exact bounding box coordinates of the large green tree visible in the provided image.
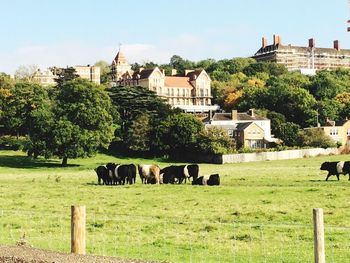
[153,113,204,156]
[29,79,115,166]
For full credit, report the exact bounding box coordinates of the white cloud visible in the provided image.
[0,30,255,75]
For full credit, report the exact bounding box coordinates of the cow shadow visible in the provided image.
[0,154,79,169]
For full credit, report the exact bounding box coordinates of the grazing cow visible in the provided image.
[192,174,220,186]
[95,165,109,185]
[320,161,350,181]
[138,164,161,184]
[160,164,199,184]
[106,163,117,184]
[127,164,137,184]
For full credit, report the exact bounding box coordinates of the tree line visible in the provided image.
[0,69,234,166]
[95,55,348,148]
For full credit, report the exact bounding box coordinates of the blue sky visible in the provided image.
[1,0,349,74]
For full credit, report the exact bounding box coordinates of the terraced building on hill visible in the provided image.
[252,35,350,74]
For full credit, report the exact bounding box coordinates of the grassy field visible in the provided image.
[0,150,350,262]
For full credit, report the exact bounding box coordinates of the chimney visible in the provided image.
[334,40,340,51]
[171,69,177,76]
[273,35,281,45]
[231,110,238,120]
[309,38,315,48]
[185,69,194,76]
[249,109,255,117]
[262,37,267,48]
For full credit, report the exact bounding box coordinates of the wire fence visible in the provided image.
[1,208,350,262]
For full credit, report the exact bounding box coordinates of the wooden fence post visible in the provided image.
[71,205,86,254]
[313,208,325,263]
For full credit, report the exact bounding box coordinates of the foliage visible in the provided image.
[94,60,111,84]
[195,126,235,154]
[153,113,204,155]
[267,111,301,146]
[1,81,50,136]
[14,65,38,80]
[299,128,337,148]
[29,79,115,165]
[125,113,152,152]
[50,67,79,86]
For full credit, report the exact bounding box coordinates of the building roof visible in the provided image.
[138,68,156,79]
[212,112,268,121]
[113,51,128,64]
[164,76,193,89]
[236,122,253,131]
[254,44,350,57]
[186,69,204,80]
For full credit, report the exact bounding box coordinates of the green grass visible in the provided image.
[0,150,350,262]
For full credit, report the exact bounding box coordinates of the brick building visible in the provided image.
[252,35,350,73]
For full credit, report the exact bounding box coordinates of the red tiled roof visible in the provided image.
[164,76,194,89]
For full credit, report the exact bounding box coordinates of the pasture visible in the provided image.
[0,150,350,262]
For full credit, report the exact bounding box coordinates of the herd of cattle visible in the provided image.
[95,163,220,186]
[94,160,350,184]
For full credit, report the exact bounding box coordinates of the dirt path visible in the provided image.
[0,245,162,263]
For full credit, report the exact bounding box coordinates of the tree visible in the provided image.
[267,111,301,146]
[153,113,204,156]
[195,126,235,154]
[169,55,195,75]
[308,71,345,100]
[14,65,38,80]
[52,67,79,86]
[299,128,337,148]
[125,113,152,152]
[30,79,115,166]
[1,81,49,137]
[108,85,172,138]
[94,60,111,84]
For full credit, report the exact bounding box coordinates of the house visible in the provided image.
[308,118,350,147]
[110,50,219,113]
[34,65,100,86]
[206,109,276,149]
[252,35,350,72]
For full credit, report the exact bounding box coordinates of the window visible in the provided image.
[330,129,338,135]
[347,129,350,136]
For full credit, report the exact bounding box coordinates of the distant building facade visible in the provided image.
[34,65,100,86]
[306,119,350,147]
[111,50,218,112]
[252,35,350,72]
[206,109,277,149]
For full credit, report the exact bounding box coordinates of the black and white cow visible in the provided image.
[105,163,137,185]
[95,165,109,185]
[192,174,220,186]
[160,164,199,184]
[320,161,350,181]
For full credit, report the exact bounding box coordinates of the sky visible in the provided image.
[1,0,349,74]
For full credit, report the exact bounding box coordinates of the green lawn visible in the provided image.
[0,150,350,262]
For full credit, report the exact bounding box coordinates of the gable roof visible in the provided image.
[236,122,253,131]
[138,68,156,79]
[164,76,194,89]
[113,51,128,64]
[212,112,268,121]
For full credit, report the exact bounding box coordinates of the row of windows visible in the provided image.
[247,129,261,135]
